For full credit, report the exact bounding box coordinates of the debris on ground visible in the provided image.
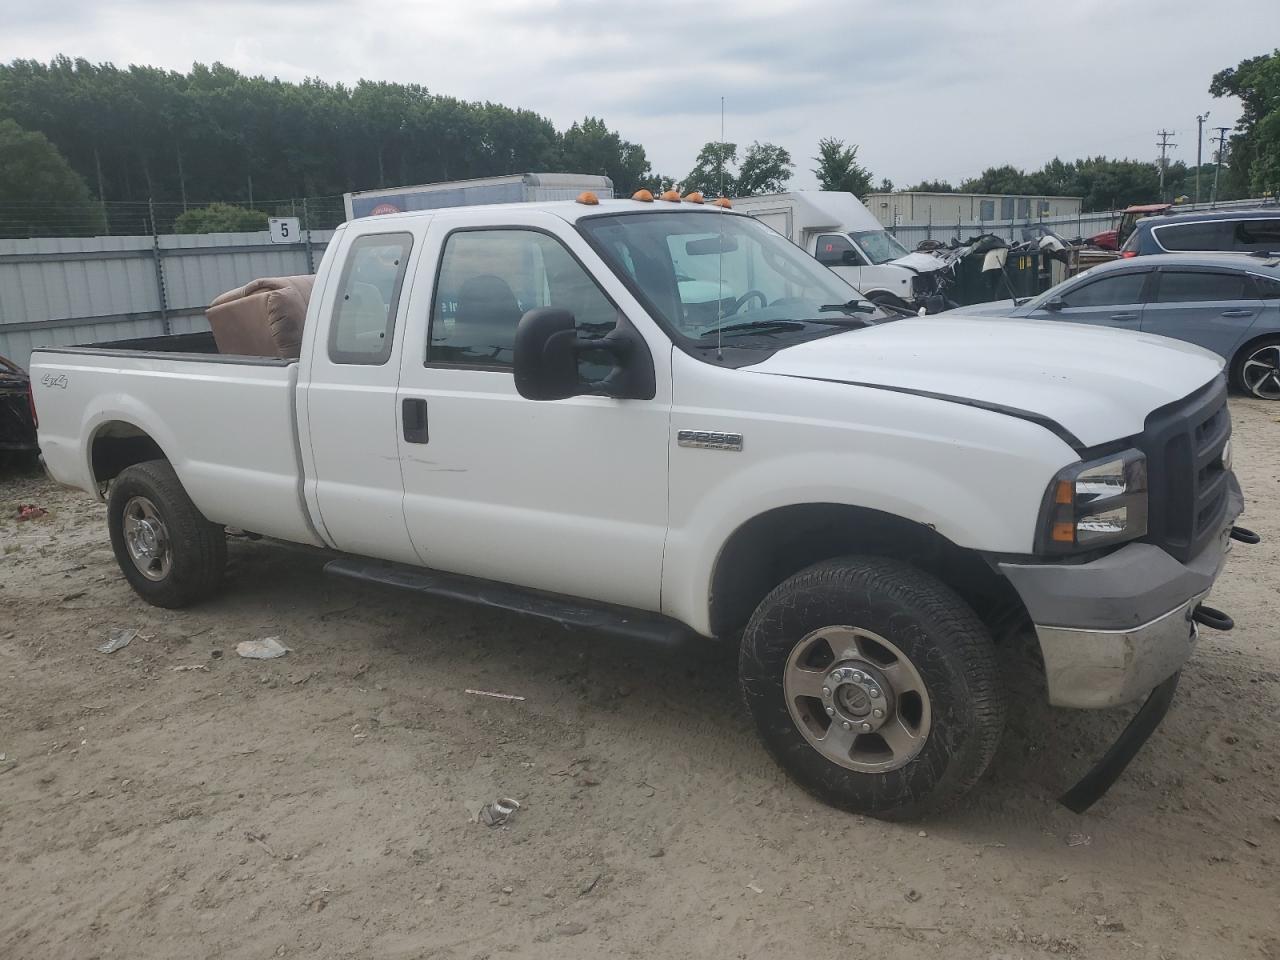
[16,504,48,521]
[1094,915,1126,933]
[236,636,290,660]
[746,882,764,894]
[464,688,526,702]
[1066,832,1093,847]
[476,797,521,827]
[905,888,922,902]
[171,664,209,673]
[96,628,138,655]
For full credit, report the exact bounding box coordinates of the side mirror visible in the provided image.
[1044,297,1066,312]
[841,249,863,266]
[513,308,580,401]
[512,308,656,402]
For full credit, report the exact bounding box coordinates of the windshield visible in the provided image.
[578,211,889,347]
[849,229,910,264]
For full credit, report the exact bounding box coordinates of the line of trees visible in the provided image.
[0,56,658,213]
[1210,48,1280,198]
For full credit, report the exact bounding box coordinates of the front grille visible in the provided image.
[1137,376,1231,563]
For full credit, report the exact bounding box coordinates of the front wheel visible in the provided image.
[107,460,226,608]
[1232,338,1280,400]
[740,556,1005,820]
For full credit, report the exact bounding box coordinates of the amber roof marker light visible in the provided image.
[631,189,654,202]
[712,197,732,208]
[575,191,600,205]
[659,190,682,202]
[683,192,704,204]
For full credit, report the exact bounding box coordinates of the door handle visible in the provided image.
[402,398,428,444]
[1109,312,1139,321]
[1221,310,1255,318]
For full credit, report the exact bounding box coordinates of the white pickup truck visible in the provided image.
[31,193,1253,819]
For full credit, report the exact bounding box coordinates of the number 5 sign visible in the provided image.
[268,217,301,244]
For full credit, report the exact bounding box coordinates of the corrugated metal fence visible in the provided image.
[0,230,334,369]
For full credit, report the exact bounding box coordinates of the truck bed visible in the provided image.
[30,334,321,546]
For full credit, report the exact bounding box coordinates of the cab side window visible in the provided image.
[814,234,862,267]
[1060,272,1147,307]
[428,229,618,375]
[328,233,413,365]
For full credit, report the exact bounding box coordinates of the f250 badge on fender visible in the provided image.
[677,429,743,451]
[41,373,69,389]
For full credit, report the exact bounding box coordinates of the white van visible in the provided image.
[733,191,947,310]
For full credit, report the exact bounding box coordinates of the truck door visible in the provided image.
[393,211,671,610]
[297,224,425,564]
[813,232,867,290]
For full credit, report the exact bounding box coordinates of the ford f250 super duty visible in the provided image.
[30,192,1257,819]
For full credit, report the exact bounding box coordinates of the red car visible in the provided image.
[1088,203,1173,250]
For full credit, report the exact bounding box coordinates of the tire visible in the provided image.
[866,291,911,312]
[740,556,1005,820]
[1230,337,1280,400]
[107,459,226,608]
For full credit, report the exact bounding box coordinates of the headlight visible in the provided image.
[1038,449,1147,553]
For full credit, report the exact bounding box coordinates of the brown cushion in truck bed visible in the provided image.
[206,275,315,358]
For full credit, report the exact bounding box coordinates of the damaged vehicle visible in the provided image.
[0,354,38,466]
[732,191,953,311]
[31,193,1257,819]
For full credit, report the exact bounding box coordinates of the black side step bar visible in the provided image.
[1059,671,1180,814]
[324,557,691,647]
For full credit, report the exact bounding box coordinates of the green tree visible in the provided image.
[904,179,954,192]
[0,118,105,237]
[736,141,793,196]
[1210,49,1280,196]
[560,116,651,194]
[811,137,872,196]
[174,202,268,234]
[682,140,737,196]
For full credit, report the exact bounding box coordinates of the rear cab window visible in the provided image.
[328,233,414,364]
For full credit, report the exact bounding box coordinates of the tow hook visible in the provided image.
[1192,604,1234,632]
[1230,525,1261,545]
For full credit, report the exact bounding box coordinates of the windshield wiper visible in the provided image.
[696,319,806,339]
[818,299,878,314]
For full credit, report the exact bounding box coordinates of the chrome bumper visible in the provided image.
[1035,592,1203,709]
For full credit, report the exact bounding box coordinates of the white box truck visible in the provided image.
[344,173,614,220]
[733,191,949,310]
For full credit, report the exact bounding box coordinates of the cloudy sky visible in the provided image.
[3,0,1272,188]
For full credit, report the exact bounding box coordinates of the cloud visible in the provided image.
[1,0,1266,189]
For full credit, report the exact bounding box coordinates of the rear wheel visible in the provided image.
[107,460,225,608]
[740,556,1005,820]
[1232,338,1280,400]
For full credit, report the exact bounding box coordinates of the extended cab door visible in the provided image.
[297,221,427,564]
[393,211,672,610]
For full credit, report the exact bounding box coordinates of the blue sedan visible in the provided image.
[945,253,1280,399]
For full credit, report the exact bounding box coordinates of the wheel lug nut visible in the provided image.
[851,671,864,682]
[822,687,831,698]
[841,721,851,730]
[873,708,884,718]
[860,722,871,732]
[869,688,881,698]
[825,707,835,716]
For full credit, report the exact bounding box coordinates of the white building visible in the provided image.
[864,191,1082,229]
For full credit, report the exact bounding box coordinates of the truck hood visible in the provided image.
[747,315,1224,449]
[889,251,947,274]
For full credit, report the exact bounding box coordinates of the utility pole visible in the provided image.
[1156,130,1177,198]
[1195,112,1209,204]
[1211,126,1230,206]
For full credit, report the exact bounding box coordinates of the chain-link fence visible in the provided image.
[0,196,348,240]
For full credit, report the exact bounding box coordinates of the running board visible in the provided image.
[323,557,691,647]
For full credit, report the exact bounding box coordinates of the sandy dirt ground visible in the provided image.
[2,398,1278,960]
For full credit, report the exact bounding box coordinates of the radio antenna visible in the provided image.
[717,96,725,361]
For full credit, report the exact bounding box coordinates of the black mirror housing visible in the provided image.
[840,249,862,266]
[513,308,656,402]
[513,308,581,401]
[1045,297,1066,312]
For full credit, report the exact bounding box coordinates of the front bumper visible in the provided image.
[999,475,1243,709]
